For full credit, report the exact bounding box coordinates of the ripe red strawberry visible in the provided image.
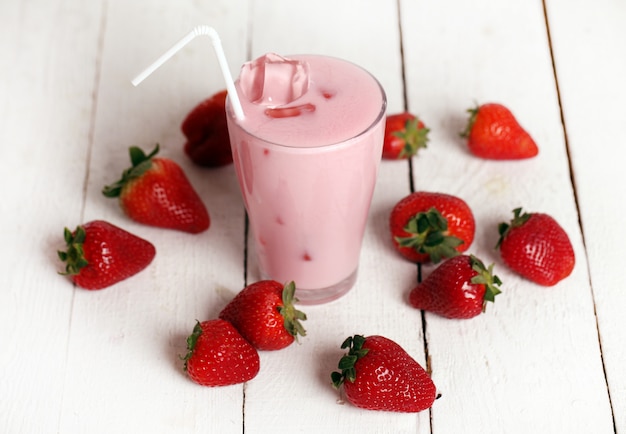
[219,281,306,351]
[57,220,156,290]
[409,254,502,319]
[382,112,430,159]
[389,191,475,263]
[496,207,575,286]
[461,103,538,159]
[331,335,436,413]
[103,144,210,233]
[181,89,233,167]
[183,319,260,387]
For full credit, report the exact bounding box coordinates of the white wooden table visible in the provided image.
[1,0,624,433]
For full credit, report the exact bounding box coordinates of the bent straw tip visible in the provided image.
[129,25,245,119]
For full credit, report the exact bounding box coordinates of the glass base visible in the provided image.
[293,269,358,305]
[260,268,358,305]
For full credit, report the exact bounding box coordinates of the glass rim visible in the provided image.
[225,55,387,149]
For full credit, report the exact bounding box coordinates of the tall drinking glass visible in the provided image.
[226,53,386,304]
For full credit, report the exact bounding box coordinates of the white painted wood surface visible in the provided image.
[0,0,622,433]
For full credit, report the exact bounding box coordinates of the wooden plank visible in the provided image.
[240,1,435,433]
[0,0,103,432]
[57,1,251,433]
[401,0,615,432]
[547,0,626,431]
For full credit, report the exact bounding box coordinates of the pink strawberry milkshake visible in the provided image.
[226,53,386,304]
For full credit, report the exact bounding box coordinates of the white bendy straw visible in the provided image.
[131,25,244,120]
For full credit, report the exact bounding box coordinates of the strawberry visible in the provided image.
[183,319,260,387]
[409,254,502,319]
[461,102,538,159]
[389,191,475,263]
[331,335,436,413]
[382,112,429,159]
[496,207,575,286]
[181,89,233,167]
[219,281,306,351]
[57,220,156,290]
[103,144,210,233]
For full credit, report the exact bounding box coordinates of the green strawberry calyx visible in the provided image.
[57,225,89,276]
[395,207,464,263]
[277,281,307,340]
[102,144,160,198]
[182,320,203,371]
[495,207,532,249]
[460,104,480,139]
[331,335,370,388]
[469,254,503,312]
[393,117,430,158]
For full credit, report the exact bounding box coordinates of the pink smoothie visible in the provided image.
[226,54,386,304]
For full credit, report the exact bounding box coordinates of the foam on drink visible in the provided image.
[232,54,384,149]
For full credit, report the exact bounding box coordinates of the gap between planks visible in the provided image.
[541,0,617,431]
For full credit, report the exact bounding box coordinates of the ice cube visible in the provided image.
[239,53,310,107]
[264,103,316,118]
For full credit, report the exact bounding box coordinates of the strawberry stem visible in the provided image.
[331,335,369,388]
[393,117,430,158]
[469,255,503,312]
[182,320,203,371]
[102,144,160,198]
[495,207,531,249]
[277,281,307,340]
[57,225,89,275]
[394,207,463,263]
[460,104,480,138]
